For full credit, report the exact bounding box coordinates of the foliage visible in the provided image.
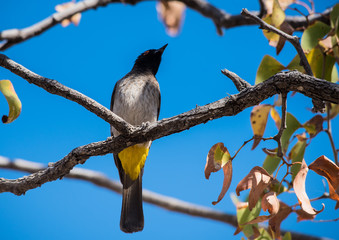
[205,1,339,239]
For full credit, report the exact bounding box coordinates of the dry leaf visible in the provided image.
[156,1,186,36]
[236,166,273,210]
[309,155,339,206]
[276,21,294,55]
[295,209,316,221]
[205,143,232,205]
[205,142,230,179]
[212,160,233,205]
[250,104,272,150]
[293,159,324,215]
[269,201,293,238]
[55,1,82,27]
[262,192,280,215]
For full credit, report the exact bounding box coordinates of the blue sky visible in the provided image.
[0,0,338,239]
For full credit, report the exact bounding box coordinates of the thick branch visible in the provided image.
[0,54,134,135]
[0,0,332,51]
[0,157,331,240]
[0,69,338,195]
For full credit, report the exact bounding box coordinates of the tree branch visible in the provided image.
[241,8,312,76]
[0,65,338,195]
[241,8,326,113]
[221,69,251,91]
[0,0,332,51]
[0,54,134,135]
[0,156,332,240]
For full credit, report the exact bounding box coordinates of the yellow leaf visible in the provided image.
[0,80,22,123]
[270,107,281,129]
[250,104,272,149]
[262,0,286,46]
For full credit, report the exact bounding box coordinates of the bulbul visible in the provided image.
[110,44,167,233]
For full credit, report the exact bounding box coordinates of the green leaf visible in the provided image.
[237,200,261,225]
[263,154,281,175]
[282,232,292,240]
[286,54,305,72]
[281,113,301,153]
[301,21,331,53]
[0,80,22,123]
[330,4,339,29]
[256,228,273,240]
[289,135,307,181]
[307,47,336,81]
[255,55,285,84]
[236,200,262,238]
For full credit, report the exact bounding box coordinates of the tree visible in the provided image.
[0,0,338,239]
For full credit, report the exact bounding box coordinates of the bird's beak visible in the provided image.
[158,44,168,53]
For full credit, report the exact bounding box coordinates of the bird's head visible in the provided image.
[133,44,168,75]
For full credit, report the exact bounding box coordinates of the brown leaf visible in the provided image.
[269,201,293,238]
[55,1,82,27]
[236,166,273,210]
[156,1,186,37]
[262,148,277,156]
[295,208,320,222]
[233,226,242,236]
[309,155,339,208]
[293,160,324,215]
[205,142,230,179]
[244,215,272,224]
[303,115,324,138]
[251,225,261,239]
[262,192,280,214]
[276,21,294,55]
[309,155,339,190]
[212,160,233,205]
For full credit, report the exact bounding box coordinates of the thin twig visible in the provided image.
[0,0,332,51]
[221,69,252,91]
[325,103,338,165]
[312,217,339,223]
[231,136,254,160]
[274,92,287,158]
[241,8,313,76]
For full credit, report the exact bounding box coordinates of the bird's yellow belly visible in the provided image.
[118,143,149,180]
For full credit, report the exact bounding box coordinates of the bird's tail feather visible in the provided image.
[120,172,144,233]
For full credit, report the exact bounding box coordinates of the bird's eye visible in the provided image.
[143,51,149,56]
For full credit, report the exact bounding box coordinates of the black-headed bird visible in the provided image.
[110,44,167,233]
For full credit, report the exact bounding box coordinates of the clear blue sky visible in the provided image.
[0,0,338,239]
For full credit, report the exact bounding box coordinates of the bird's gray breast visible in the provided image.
[112,74,160,137]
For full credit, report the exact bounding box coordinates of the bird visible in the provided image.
[110,44,167,233]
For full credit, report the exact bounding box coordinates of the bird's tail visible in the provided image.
[120,172,144,233]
